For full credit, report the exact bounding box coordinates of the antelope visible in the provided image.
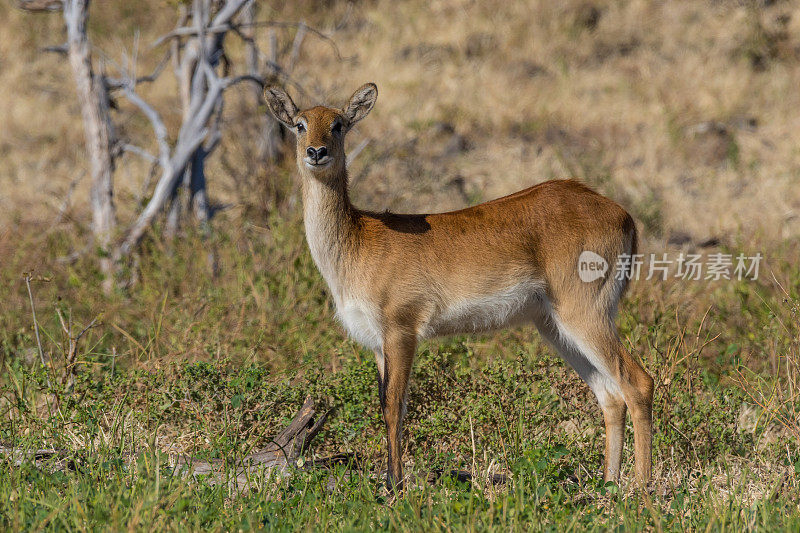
[264,83,654,491]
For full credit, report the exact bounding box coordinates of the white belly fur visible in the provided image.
[337,298,384,351]
[335,281,546,351]
[422,281,546,338]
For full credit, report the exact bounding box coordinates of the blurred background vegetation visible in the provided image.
[1,0,799,529]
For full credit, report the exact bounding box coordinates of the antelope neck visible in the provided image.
[299,166,360,300]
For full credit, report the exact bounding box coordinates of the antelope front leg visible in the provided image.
[379,330,416,492]
[601,398,627,482]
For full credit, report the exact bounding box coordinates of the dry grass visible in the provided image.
[3,0,800,249]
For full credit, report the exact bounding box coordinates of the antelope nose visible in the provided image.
[306,146,327,162]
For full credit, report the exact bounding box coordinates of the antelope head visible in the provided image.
[264,83,378,182]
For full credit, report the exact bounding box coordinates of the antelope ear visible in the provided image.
[342,83,377,126]
[264,86,299,128]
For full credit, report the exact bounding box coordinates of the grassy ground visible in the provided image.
[2,212,799,530]
[2,0,800,530]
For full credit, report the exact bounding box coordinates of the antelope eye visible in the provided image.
[331,122,342,134]
[295,123,305,133]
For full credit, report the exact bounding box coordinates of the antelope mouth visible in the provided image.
[304,157,333,170]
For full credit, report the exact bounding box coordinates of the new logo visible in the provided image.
[578,251,608,282]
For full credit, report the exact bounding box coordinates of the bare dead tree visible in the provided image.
[19,0,344,286]
[165,0,233,235]
[20,0,117,290]
[64,1,116,287]
[117,0,257,256]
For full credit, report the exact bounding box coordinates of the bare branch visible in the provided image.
[105,49,171,89]
[134,162,159,212]
[346,139,370,166]
[121,87,170,170]
[55,308,99,389]
[153,20,349,62]
[16,0,63,12]
[238,3,283,165]
[52,170,84,225]
[150,0,248,48]
[116,66,225,255]
[221,73,264,89]
[152,24,224,48]
[43,43,68,55]
[287,21,307,73]
[210,0,249,28]
[75,316,100,343]
[56,307,70,336]
[119,128,209,256]
[170,5,190,80]
[120,143,157,164]
[118,73,227,254]
[251,20,350,62]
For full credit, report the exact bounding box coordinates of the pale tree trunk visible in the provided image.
[185,0,219,227]
[189,147,210,224]
[242,2,282,163]
[166,6,193,238]
[166,0,219,236]
[118,0,253,257]
[166,34,198,237]
[63,0,116,289]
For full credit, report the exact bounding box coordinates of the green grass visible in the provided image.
[1,210,799,531]
[2,354,799,531]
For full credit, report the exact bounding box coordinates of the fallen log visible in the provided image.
[0,397,332,484]
[171,396,333,486]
